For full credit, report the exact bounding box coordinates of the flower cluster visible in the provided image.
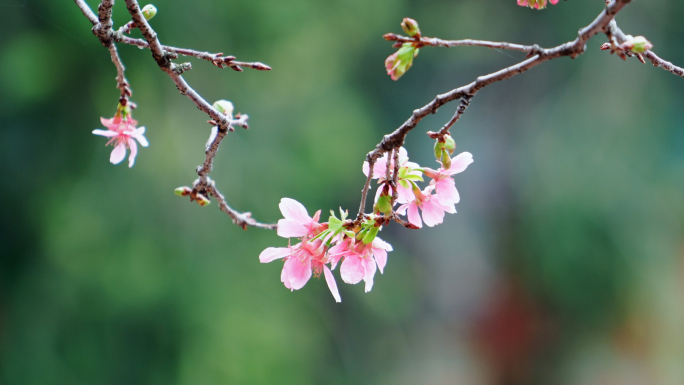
[517,0,558,10]
[364,135,473,229]
[93,103,148,168]
[259,199,392,302]
[260,135,472,302]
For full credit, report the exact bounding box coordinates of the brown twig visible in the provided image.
[74,0,98,25]
[115,35,271,71]
[383,33,539,53]
[427,95,474,140]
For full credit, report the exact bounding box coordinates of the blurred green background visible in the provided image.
[2,0,684,384]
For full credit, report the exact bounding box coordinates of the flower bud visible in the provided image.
[142,4,157,20]
[400,18,420,38]
[385,43,418,81]
[440,149,452,170]
[621,36,653,53]
[212,100,234,117]
[174,186,192,196]
[443,134,456,154]
[196,194,211,206]
[374,193,393,215]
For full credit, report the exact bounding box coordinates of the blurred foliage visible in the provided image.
[2,0,684,384]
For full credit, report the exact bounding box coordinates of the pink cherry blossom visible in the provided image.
[329,237,392,293]
[93,115,148,168]
[276,198,324,239]
[422,152,473,206]
[260,198,340,302]
[396,186,456,228]
[517,0,558,9]
[260,239,341,302]
[363,147,420,206]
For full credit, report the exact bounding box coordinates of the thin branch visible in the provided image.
[383,33,538,53]
[427,94,474,140]
[361,0,632,214]
[115,35,271,71]
[205,181,278,231]
[74,0,98,25]
[108,44,132,103]
[643,51,684,78]
[121,0,274,230]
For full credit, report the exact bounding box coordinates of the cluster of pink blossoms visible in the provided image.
[517,0,558,10]
[259,198,392,302]
[92,106,148,168]
[260,136,472,302]
[364,143,473,229]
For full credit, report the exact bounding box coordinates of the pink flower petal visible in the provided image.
[92,129,118,137]
[277,218,308,238]
[435,178,460,205]
[421,200,445,227]
[407,204,423,228]
[372,246,387,274]
[448,152,473,175]
[282,257,312,290]
[323,266,341,302]
[279,198,312,225]
[110,143,126,165]
[128,138,138,168]
[259,247,291,263]
[132,126,149,147]
[363,257,377,293]
[340,256,365,285]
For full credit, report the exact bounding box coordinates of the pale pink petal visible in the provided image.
[110,143,126,165]
[132,126,149,147]
[435,178,460,205]
[128,138,138,168]
[372,246,387,274]
[448,152,473,175]
[283,257,312,290]
[328,240,350,269]
[396,203,408,215]
[277,218,308,238]
[439,199,457,214]
[407,204,423,228]
[323,266,341,302]
[363,258,377,293]
[518,0,528,5]
[281,264,293,290]
[421,200,445,227]
[340,256,365,284]
[259,247,291,263]
[92,129,118,137]
[279,198,312,225]
[363,158,387,178]
[396,184,413,203]
[550,0,558,3]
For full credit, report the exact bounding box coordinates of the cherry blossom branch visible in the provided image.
[114,35,271,71]
[74,0,98,25]
[119,0,275,230]
[643,51,684,78]
[427,95,473,141]
[361,0,632,223]
[108,44,132,103]
[383,33,538,53]
[605,20,684,78]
